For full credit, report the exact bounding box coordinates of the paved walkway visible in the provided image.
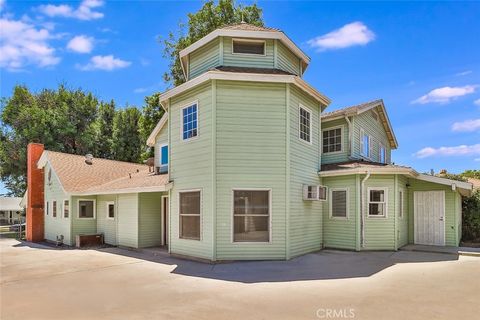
[400,244,480,257]
[1,238,480,320]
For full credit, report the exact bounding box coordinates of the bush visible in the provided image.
[462,190,480,242]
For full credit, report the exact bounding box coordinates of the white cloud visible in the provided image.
[38,0,104,21]
[452,119,480,132]
[307,22,375,51]
[414,144,480,158]
[0,17,60,71]
[474,98,480,106]
[456,70,472,76]
[0,0,5,11]
[67,35,94,53]
[412,85,477,104]
[77,55,131,71]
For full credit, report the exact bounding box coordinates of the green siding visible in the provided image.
[215,80,287,260]
[352,110,392,163]
[117,193,139,248]
[277,41,300,76]
[96,195,117,245]
[223,37,275,69]
[138,192,163,248]
[407,179,459,246]
[71,195,97,244]
[397,175,409,247]
[43,163,71,245]
[456,193,462,243]
[189,38,220,79]
[169,82,214,260]
[322,175,358,250]
[321,118,350,164]
[154,123,168,168]
[288,85,323,257]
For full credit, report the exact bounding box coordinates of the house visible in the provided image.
[0,197,24,224]
[26,23,472,261]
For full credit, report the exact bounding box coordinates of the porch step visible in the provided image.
[400,244,480,257]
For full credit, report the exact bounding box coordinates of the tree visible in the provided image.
[94,100,116,159]
[462,170,480,179]
[139,93,164,160]
[161,0,264,86]
[112,107,142,163]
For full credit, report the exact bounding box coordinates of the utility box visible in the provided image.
[75,234,104,248]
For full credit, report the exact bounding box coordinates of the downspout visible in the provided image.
[344,116,353,158]
[360,171,371,248]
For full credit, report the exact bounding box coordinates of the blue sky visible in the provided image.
[1,0,479,194]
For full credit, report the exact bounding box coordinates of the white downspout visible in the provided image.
[344,116,353,158]
[360,171,371,248]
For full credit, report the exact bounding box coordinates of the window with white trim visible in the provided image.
[330,189,347,218]
[299,106,311,143]
[322,127,342,153]
[107,202,115,219]
[368,189,387,217]
[233,190,270,242]
[45,201,49,216]
[52,201,57,218]
[399,190,404,219]
[360,129,371,158]
[232,39,265,55]
[182,103,198,140]
[63,200,69,218]
[318,186,327,201]
[78,200,95,219]
[379,143,386,163]
[179,191,201,240]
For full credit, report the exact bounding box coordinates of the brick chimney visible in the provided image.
[26,143,45,242]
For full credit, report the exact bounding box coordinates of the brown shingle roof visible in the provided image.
[220,22,279,32]
[467,178,480,190]
[43,151,167,194]
[321,160,412,172]
[321,99,383,119]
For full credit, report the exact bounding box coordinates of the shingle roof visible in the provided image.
[321,99,383,119]
[220,22,279,32]
[213,65,294,75]
[321,160,412,172]
[467,178,480,190]
[41,151,167,194]
[0,197,23,211]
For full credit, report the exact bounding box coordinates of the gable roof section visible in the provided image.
[147,112,168,147]
[321,99,398,149]
[158,69,331,110]
[37,151,168,194]
[0,197,23,211]
[179,23,311,78]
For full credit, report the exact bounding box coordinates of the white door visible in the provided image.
[414,191,445,246]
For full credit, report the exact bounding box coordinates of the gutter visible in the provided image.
[360,171,371,248]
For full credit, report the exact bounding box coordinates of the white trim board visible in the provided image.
[146,112,169,146]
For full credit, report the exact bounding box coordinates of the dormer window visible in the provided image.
[232,39,265,55]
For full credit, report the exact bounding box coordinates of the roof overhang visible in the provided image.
[179,29,311,79]
[158,70,331,109]
[146,112,168,147]
[69,182,173,196]
[318,167,473,196]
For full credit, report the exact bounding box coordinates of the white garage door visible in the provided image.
[414,191,445,246]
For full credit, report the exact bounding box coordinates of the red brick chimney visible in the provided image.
[26,143,45,242]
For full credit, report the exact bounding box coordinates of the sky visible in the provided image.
[1,0,479,194]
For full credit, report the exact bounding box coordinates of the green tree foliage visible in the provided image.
[112,107,142,163]
[161,0,264,86]
[462,170,480,179]
[462,190,480,242]
[94,100,116,159]
[139,93,164,160]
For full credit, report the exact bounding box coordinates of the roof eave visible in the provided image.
[146,112,168,147]
[71,182,173,196]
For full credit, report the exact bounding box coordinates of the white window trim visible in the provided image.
[159,143,168,165]
[231,188,272,244]
[329,187,349,219]
[231,38,266,57]
[77,199,96,219]
[180,100,199,142]
[399,188,405,219]
[360,128,372,159]
[178,189,202,241]
[318,185,328,202]
[322,125,344,154]
[379,143,386,164]
[298,104,313,145]
[367,187,388,218]
[106,201,115,220]
[63,199,69,219]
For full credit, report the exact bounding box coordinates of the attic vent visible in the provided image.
[85,154,93,165]
[232,39,265,55]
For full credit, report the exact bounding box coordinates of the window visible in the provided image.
[302,185,327,201]
[107,202,115,219]
[63,200,69,218]
[330,189,348,218]
[182,103,198,140]
[159,144,168,173]
[52,201,57,218]
[322,127,342,153]
[368,189,387,217]
[399,190,404,219]
[233,190,270,242]
[318,186,327,201]
[360,129,371,158]
[179,191,201,240]
[78,200,95,219]
[299,106,311,143]
[379,144,386,163]
[232,39,265,55]
[45,201,49,216]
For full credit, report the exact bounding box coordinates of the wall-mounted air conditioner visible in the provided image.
[303,185,328,201]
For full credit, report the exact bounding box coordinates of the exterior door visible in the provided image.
[162,196,169,246]
[414,191,445,246]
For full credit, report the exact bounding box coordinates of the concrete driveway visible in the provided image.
[1,238,479,320]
